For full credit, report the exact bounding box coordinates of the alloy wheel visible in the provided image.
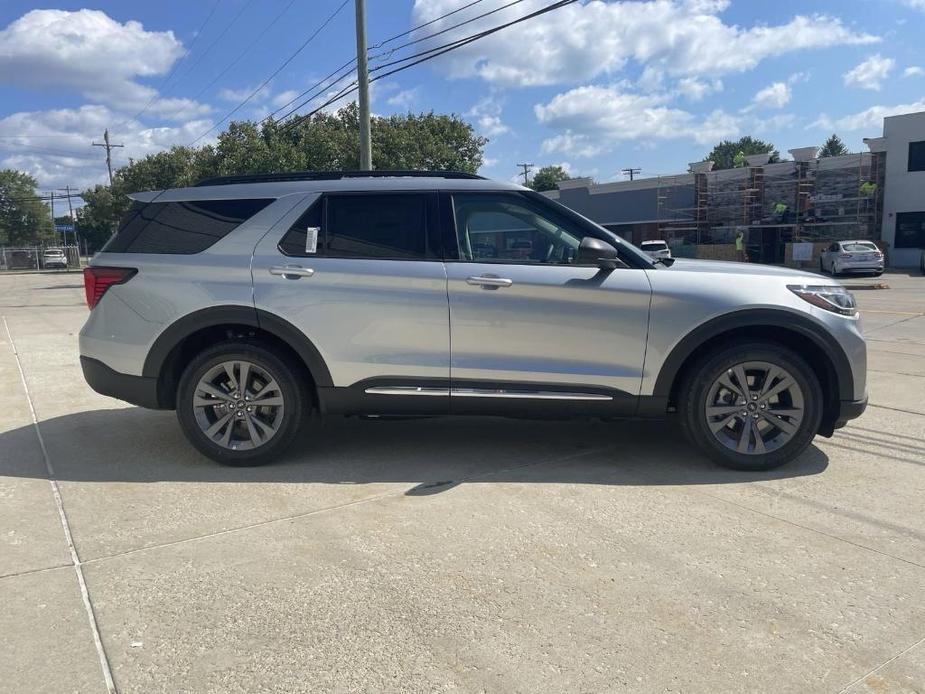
[192,360,285,450]
[703,361,805,455]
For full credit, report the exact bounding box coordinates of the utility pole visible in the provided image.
[354,0,372,170]
[92,129,124,185]
[59,185,81,267]
[622,167,641,181]
[517,163,533,186]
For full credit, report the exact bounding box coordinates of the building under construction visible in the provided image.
[544,147,884,267]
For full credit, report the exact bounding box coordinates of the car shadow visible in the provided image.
[0,407,831,494]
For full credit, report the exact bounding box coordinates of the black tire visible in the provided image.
[176,341,306,466]
[678,342,823,471]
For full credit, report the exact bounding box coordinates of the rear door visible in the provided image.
[252,190,450,414]
[443,191,652,415]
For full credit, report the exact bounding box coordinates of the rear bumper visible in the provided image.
[80,356,165,409]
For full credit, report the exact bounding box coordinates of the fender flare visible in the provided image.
[142,305,333,388]
[652,308,854,401]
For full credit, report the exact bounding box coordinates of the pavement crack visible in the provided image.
[836,634,925,693]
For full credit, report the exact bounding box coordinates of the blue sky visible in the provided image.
[1,0,924,192]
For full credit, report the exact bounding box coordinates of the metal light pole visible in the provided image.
[354,0,372,170]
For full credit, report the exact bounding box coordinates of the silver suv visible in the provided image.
[79,171,867,470]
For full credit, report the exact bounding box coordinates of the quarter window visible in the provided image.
[451,193,584,264]
[104,199,273,254]
[278,199,322,256]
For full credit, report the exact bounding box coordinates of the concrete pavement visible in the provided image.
[1,271,923,693]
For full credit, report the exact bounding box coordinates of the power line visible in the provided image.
[279,0,578,133]
[367,0,526,66]
[260,0,501,127]
[183,0,301,108]
[120,0,222,126]
[188,0,351,146]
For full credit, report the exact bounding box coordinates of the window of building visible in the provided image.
[895,211,925,248]
[909,141,925,172]
[105,199,273,254]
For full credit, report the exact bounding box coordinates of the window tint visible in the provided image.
[325,194,432,259]
[278,199,322,256]
[895,211,925,248]
[104,199,273,254]
[909,141,925,172]
[452,193,583,264]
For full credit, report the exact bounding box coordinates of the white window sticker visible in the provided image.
[305,226,319,254]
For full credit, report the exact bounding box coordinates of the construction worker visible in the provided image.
[735,230,746,262]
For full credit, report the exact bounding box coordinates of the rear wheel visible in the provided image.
[679,343,823,471]
[176,341,306,466]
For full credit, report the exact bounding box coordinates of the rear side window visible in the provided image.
[327,193,433,259]
[278,193,438,259]
[104,198,273,254]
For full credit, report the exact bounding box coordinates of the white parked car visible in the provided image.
[820,240,883,277]
[42,248,68,269]
[640,240,672,261]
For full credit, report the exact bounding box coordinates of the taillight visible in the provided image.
[83,267,137,309]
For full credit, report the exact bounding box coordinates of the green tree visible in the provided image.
[0,170,55,246]
[819,133,849,158]
[703,136,779,170]
[529,165,572,192]
[79,105,488,236]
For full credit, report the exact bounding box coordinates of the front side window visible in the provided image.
[909,141,925,172]
[452,193,583,264]
[895,211,925,248]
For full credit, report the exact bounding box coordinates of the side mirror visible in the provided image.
[577,237,622,270]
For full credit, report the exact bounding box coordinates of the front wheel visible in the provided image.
[176,341,306,466]
[679,343,823,471]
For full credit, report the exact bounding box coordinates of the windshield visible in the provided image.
[841,242,878,252]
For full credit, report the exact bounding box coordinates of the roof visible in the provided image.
[129,171,526,202]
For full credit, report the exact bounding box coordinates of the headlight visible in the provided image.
[788,285,857,316]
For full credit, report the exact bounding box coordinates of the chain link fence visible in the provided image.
[0,244,83,271]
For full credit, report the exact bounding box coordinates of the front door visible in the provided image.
[443,191,652,415]
[252,191,450,414]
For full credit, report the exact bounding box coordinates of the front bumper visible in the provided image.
[80,356,165,409]
[834,395,868,429]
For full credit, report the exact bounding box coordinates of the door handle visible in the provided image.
[269,265,315,279]
[466,275,513,289]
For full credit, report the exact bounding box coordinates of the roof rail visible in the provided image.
[193,170,484,187]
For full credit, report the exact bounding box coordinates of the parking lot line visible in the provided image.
[3,315,117,694]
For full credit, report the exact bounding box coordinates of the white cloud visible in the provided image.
[753,113,797,133]
[466,97,509,137]
[811,99,925,131]
[410,0,877,87]
[747,82,791,111]
[0,105,214,190]
[675,77,723,101]
[386,88,420,110]
[218,84,272,103]
[843,54,895,91]
[0,9,187,111]
[903,66,925,77]
[535,84,739,157]
[272,90,300,109]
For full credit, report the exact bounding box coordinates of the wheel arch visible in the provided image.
[144,306,333,409]
[654,309,854,435]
